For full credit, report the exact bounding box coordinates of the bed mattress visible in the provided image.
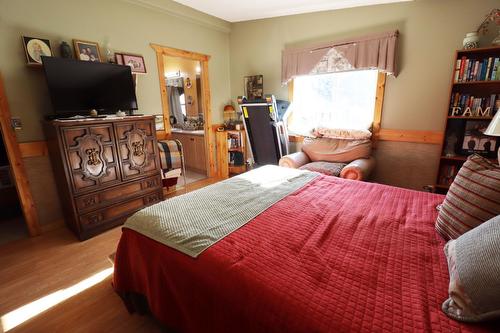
[113,174,497,332]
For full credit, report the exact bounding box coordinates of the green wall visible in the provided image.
[0,0,232,142]
[229,0,499,132]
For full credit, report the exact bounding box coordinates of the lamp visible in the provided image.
[484,111,500,164]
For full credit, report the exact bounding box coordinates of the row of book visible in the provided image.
[454,56,500,82]
[449,93,498,116]
[228,133,243,150]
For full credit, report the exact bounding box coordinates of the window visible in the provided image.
[287,70,379,136]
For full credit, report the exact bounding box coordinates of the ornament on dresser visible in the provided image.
[462,32,480,49]
[60,41,72,58]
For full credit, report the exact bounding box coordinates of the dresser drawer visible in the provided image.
[79,190,162,232]
[114,120,160,181]
[75,175,161,213]
[60,124,122,195]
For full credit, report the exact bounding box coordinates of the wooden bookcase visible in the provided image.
[216,129,247,179]
[435,46,500,193]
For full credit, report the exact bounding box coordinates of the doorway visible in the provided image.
[0,74,40,239]
[151,45,216,190]
[164,56,207,185]
[0,129,29,245]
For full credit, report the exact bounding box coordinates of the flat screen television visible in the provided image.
[41,56,138,116]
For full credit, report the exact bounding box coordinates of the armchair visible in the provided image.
[279,135,375,181]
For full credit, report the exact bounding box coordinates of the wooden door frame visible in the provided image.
[150,44,216,178]
[0,73,41,236]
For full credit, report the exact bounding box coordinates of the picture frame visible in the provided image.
[154,114,165,131]
[460,120,498,157]
[115,53,124,65]
[73,39,102,62]
[244,75,263,100]
[115,52,147,74]
[22,36,52,66]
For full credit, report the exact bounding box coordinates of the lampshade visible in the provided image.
[484,111,500,137]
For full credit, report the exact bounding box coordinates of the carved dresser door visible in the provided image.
[115,119,160,181]
[61,123,121,194]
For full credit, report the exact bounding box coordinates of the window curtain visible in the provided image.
[166,77,185,124]
[167,86,184,125]
[281,30,399,84]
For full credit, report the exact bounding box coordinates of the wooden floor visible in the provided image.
[0,177,221,333]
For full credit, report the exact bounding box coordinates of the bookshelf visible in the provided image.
[435,46,500,193]
[216,129,247,178]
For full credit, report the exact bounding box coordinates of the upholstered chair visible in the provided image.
[279,129,376,181]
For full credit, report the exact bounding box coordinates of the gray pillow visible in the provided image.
[442,215,500,322]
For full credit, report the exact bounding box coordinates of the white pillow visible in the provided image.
[442,215,500,322]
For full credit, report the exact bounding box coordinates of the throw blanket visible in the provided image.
[158,139,183,171]
[124,165,319,257]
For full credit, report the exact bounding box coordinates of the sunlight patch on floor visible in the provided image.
[0,267,113,332]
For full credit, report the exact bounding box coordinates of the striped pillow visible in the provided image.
[435,154,500,240]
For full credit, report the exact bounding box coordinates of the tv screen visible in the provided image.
[41,56,138,115]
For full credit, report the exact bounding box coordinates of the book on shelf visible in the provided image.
[492,58,500,80]
[449,93,498,117]
[454,56,500,82]
[228,132,243,150]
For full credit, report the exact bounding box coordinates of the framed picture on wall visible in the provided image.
[73,39,102,62]
[244,75,263,100]
[22,36,52,66]
[116,52,147,74]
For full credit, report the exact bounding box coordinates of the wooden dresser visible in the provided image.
[45,115,162,240]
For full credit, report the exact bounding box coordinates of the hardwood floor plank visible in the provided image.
[0,177,221,332]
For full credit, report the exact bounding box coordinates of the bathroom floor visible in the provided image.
[177,169,207,187]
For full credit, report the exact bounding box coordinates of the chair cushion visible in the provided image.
[442,215,500,322]
[312,128,372,140]
[435,154,500,240]
[301,137,371,163]
[299,161,347,177]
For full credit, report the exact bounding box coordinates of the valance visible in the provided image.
[281,30,399,84]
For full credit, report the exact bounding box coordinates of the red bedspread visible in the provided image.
[113,175,496,332]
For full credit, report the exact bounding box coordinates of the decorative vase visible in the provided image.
[463,32,480,49]
[492,28,500,46]
[60,41,72,58]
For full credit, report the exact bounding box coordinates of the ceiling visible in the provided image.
[172,0,413,22]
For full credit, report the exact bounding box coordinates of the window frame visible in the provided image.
[287,72,387,143]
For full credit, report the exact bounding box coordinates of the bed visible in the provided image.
[113,167,496,332]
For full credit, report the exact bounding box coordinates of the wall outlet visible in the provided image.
[11,117,22,130]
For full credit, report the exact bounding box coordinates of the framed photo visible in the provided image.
[116,52,147,74]
[22,36,52,65]
[115,53,124,65]
[244,75,263,100]
[155,114,165,131]
[460,120,498,157]
[73,39,102,62]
